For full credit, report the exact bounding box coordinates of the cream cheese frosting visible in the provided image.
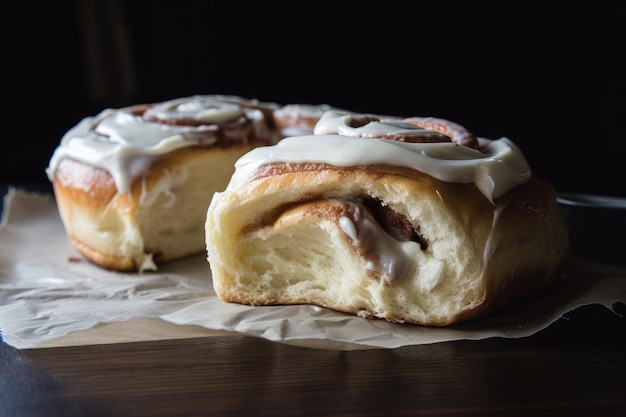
[237,109,531,202]
[314,109,440,139]
[337,199,424,285]
[46,95,279,193]
[313,109,478,147]
[234,133,531,202]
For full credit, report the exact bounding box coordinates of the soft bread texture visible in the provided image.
[54,145,259,271]
[206,162,569,326]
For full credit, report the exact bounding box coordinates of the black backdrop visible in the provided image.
[4,1,625,197]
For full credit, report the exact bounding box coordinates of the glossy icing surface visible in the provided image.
[48,102,530,202]
[235,133,531,202]
[315,110,445,140]
[46,95,278,193]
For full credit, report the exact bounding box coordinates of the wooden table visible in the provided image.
[1,303,624,417]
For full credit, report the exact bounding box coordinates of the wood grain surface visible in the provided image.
[2,304,625,417]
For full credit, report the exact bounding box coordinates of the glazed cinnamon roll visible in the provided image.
[206,111,569,326]
[46,95,281,272]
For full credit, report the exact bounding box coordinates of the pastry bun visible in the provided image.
[206,111,569,326]
[47,95,283,271]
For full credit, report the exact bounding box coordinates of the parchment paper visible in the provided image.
[1,188,624,350]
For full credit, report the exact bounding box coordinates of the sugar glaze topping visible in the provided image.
[314,110,478,147]
[315,110,445,139]
[46,95,279,193]
[235,133,531,202]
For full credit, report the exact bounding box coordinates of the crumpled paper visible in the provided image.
[1,188,624,350]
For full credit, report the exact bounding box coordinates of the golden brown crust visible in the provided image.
[53,158,133,269]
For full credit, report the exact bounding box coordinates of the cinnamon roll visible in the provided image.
[46,95,281,272]
[205,111,569,326]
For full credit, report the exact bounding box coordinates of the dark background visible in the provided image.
[3,1,625,196]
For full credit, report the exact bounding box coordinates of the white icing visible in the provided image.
[339,200,420,284]
[235,134,531,202]
[314,110,445,139]
[339,216,358,241]
[46,95,276,193]
[144,96,245,123]
[138,166,189,208]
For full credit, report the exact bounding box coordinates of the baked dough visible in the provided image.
[206,112,569,326]
[46,95,281,271]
